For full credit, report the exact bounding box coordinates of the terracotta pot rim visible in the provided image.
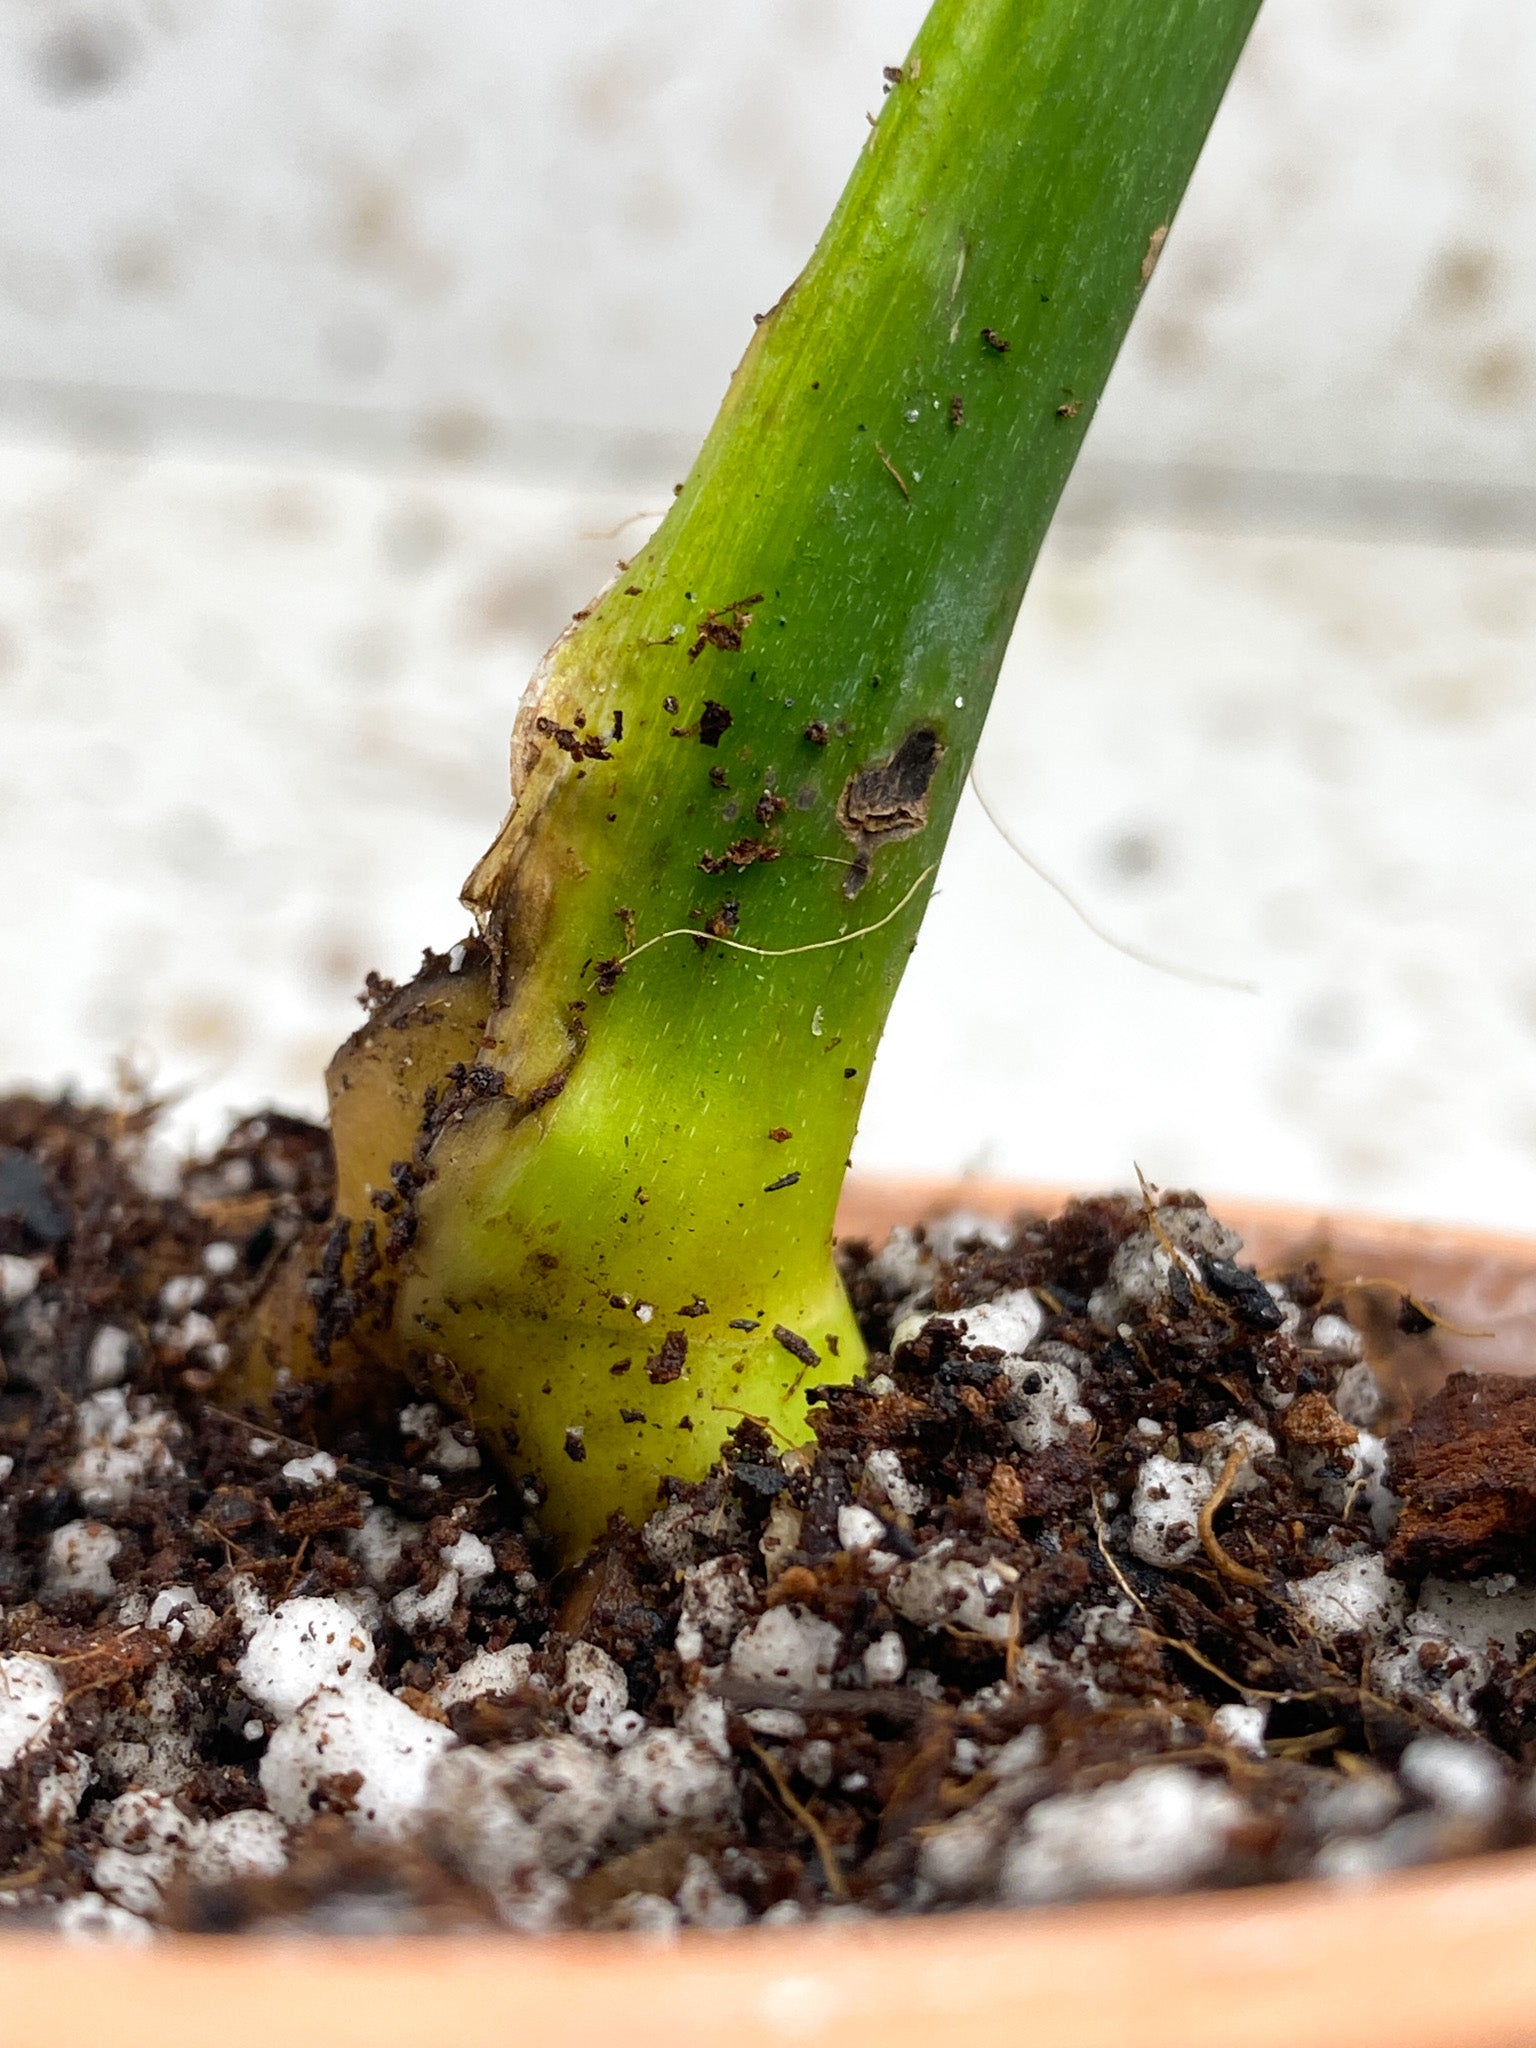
[7,1177,1536,2048]
[835,1172,1536,1263]
[7,1842,1536,2048]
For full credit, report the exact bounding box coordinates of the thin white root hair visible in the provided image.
[968,765,1259,996]
[614,865,937,973]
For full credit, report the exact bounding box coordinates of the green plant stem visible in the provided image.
[330,0,1260,1557]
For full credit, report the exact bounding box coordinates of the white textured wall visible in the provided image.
[4,1,1535,490]
[2,1,1536,1232]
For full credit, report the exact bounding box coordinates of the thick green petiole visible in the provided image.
[300,0,1261,1557]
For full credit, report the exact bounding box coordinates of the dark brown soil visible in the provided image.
[3,1092,1535,1941]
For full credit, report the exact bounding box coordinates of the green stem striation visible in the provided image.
[332,0,1260,1557]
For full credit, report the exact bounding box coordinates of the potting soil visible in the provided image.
[3,1091,1535,1939]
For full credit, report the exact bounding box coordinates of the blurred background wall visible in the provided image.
[2,0,1535,1228]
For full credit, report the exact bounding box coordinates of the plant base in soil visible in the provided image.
[2,1092,1534,1940]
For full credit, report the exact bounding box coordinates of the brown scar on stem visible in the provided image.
[1141,223,1169,283]
[836,726,944,896]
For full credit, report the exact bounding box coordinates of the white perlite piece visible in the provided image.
[68,1389,177,1512]
[1210,1703,1269,1757]
[1000,1766,1243,1905]
[1416,1576,1536,1657]
[915,1732,1052,1901]
[1311,1769,1402,1842]
[1002,1343,1093,1456]
[1310,1313,1364,1360]
[564,1642,630,1746]
[147,1585,217,1645]
[992,1727,1048,1776]
[348,1504,413,1588]
[43,1519,121,1601]
[1287,1554,1401,1642]
[241,1589,457,1847]
[740,1707,804,1740]
[54,1894,154,1946]
[85,1324,132,1388]
[188,1809,289,1884]
[102,1787,202,1851]
[390,1528,496,1636]
[613,1728,736,1841]
[676,1851,750,1929]
[1198,1417,1276,1494]
[863,1630,907,1686]
[93,1789,201,1916]
[237,1597,376,1718]
[1263,1282,1302,1339]
[681,1690,731,1762]
[387,1564,454,1630]
[1347,1432,1398,1542]
[281,1450,337,1488]
[1088,1206,1242,1330]
[1399,1737,1506,1821]
[226,1572,269,1635]
[837,1505,888,1552]
[443,1530,496,1586]
[957,1287,1045,1359]
[36,1751,92,1829]
[925,1210,1013,1261]
[0,1653,66,1767]
[159,1274,205,1315]
[605,1891,681,1936]
[1371,1632,1484,1731]
[862,1448,926,1519]
[863,1225,935,1301]
[399,1400,481,1472]
[674,1555,760,1666]
[1010,1600,1135,1714]
[1128,1456,1213,1569]
[261,1684,456,1839]
[729,1605,841,1689]
[392,1578,455,1635]
[918,1804,1008,1900]
[1370,1577,1536,1732]
[431,1644,534,1712]
[1334,1360,1387,1430]
[92,1661,202,1795]
[1293,1433,1398,1539]
[425,1735,618,1927]
[0,1252,42,1304]
[1313,1813,1450,1883]
[888,1542,1018,1642]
